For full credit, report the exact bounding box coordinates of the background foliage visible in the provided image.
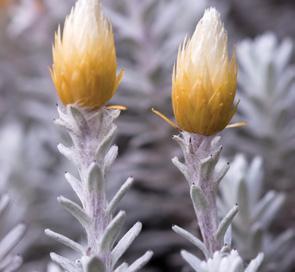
[0,0,294,271]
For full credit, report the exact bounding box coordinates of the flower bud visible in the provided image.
[172,7,237,136]
[51,0,123,109]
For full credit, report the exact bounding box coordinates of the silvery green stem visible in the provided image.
[46,105,152,272]
[172,132,237,256]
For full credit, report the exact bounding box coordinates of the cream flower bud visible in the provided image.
[172,7,237,136]
[51,0,123,109]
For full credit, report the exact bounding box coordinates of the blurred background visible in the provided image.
[0,0,294,271]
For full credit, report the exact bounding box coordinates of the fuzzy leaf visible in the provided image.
[45,229,84,254]
[171,157,189,180]
[107,177,134,215]
[181,250,204,272]
[190,185,208,211]
[57,144,76,164]
[245,253,264,272]
[86,163,104,196]
[126,251,153,272]
[81,256,105,272]
[215,205,239,242]
[96,126,117,160]
[0,224,26,260]
[0,255,22,271]
[58,196,90,230]
[200,146,222,180]
[112,222,142,266]
[223,224,232,246]
[214,162,230,189]
[100,211,126,252]
[114,263,128,272]
[104,145,118,172]
[172,225,209,259]
[64,172,83,205]
[50,253,79,272]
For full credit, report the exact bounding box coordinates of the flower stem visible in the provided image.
[173,132,224,255]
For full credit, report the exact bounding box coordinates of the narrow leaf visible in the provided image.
[127,251,153,272]
[100,211,126,252]
[114,263,128,272]
[171,157,189,180]
[254,193,285,228]
[58,196,90,230]
[200,146,222,180]
[64,172,83,205]
[172,225,209,259]
[190,185,208,211]
[0,224,26,260]
[223,224,232,247]
[107,177,134,215]
[214,162,230,189]
[104,145,118,172]
[245,253,264,272]
[45,229,84,254]
[0,255,22,271]
[181,250,204,272]
[57,144,75,163]
[112,222,142,266]
[96,126,116,158]
[81,256,105,272]
[86,163,104,195]
[215,205,239,242]
[50,252,79,272]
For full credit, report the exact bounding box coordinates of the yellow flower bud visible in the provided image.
[172,7,237,136]
[51,0,123,109]
[0,0,11,8]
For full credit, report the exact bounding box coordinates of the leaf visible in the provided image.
[171,157,189,181]
[180,250,204,272]
[0,224,26,260]
[114,263,128,272]
[107,177,133,215]
[64,172,83,205]
[57,144,76,164]
[86,163,104,196]
[45,229,84,254]
[58,196,90,230]
[190,185,208,211]
[112,222,142,266]
[172,225,209,259]
[104,145,119,172]
[100,211,126,252]
[50,253,79,272]
[245,253,264,272]
[81,256,105,272]
[215,205,239,242]
[126,251,153,272]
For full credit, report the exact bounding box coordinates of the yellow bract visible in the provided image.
[51,0,123,109]
[172,8,237,136]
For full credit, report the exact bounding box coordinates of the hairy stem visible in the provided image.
[173,132,223,255]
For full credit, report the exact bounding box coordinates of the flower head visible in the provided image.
[172,7,237,136]
[51,0,123,109]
